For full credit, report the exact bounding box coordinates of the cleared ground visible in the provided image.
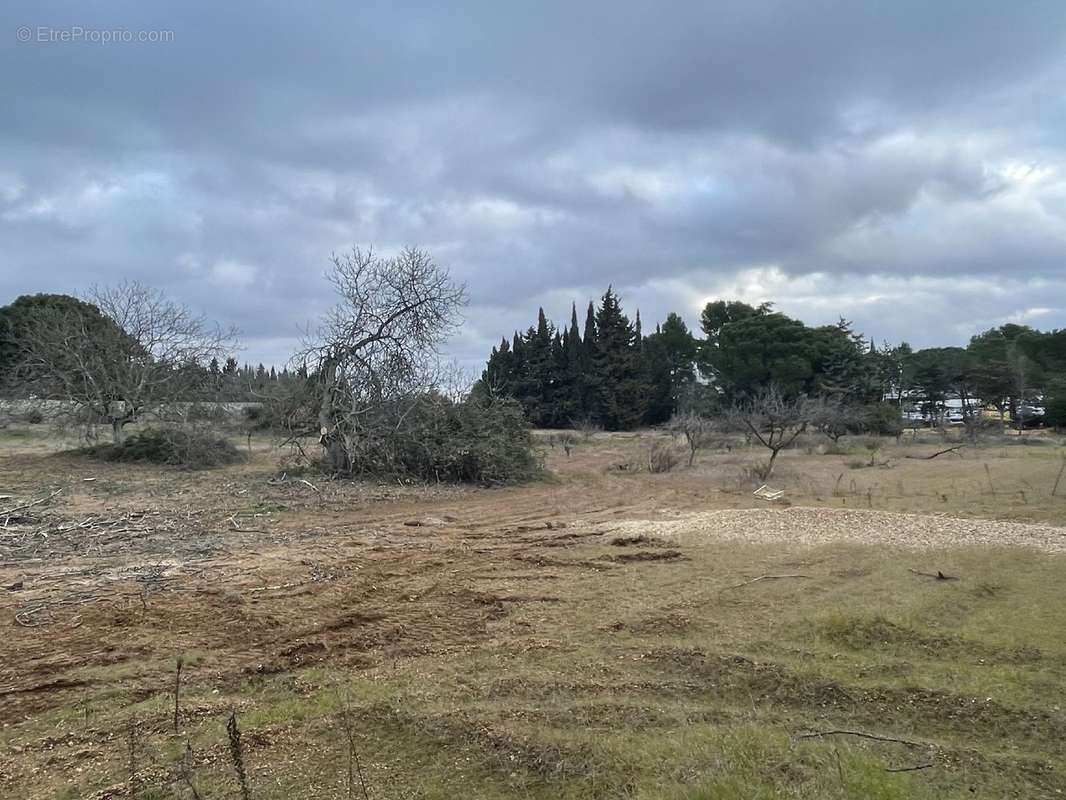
[1,425,1065,798]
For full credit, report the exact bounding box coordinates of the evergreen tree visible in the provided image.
[563,304,584,423]
[590,288,646,430]
[581,301,600,418]
[548,330,569,425]
[478,337,516,399]
[641,332,674,424]
[643,312,698,422]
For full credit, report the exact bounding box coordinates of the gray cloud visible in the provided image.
[2,1,1066,367]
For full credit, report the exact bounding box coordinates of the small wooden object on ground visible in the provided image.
[753,484,785,501]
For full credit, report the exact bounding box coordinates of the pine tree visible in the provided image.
[529,310,557,425]
[641,333,674,424]
[479,337,516,399]
[548,330,568,426]
[581,301,600,419]
[642,312,697,422]
[564,304,584,423]
[591,288,646,430]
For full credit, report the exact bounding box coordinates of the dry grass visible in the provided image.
[1,428,1065,798]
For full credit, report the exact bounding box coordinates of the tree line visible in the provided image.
[0,249,539,485]
[2,253,1064,482]
[475,291,1066,430]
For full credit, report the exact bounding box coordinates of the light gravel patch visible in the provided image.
[579,507,1066,553]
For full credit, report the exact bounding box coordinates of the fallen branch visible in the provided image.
[906,445,965,460]
[908,568,959,581]
[1,489,62,520]
[244,581,305,594]
[886,762,936,773]
[298,478,320,492]
[723,574,809,590]
[795,729,930,749]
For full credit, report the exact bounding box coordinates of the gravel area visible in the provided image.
[583,507,1066,553]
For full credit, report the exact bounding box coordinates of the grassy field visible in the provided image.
[1,423,1065,798]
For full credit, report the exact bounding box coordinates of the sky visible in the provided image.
[2,1,1066,371]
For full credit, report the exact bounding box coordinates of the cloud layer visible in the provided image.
[2,1,1065,368]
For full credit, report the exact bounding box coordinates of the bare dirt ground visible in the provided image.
[1,429,1065,798]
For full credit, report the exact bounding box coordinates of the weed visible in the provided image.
[649,441,681,473]
[227,710,253,800]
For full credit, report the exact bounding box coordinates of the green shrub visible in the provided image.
[82,428,245,469]
[1046,394,1066,430]
[863,402,903,437]
[241,404,274,431]
[343,396,539,486]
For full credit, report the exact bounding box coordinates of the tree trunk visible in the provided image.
[765,448,780,479]
[321,436,349,474]
[111,419,126,444]
[316,353,347,470]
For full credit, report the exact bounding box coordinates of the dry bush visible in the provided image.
[648,441,681,473]
[20,408,44,425]
[725,385,809,479]
[668,411,717,466]
[81,427,245,469]
[741,459,774,483]
[795,432,825,456]
[555,431,577,457]
[807,396,865,444]
[572,416,602,442]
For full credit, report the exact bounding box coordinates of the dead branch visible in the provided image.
[1,489,62,520]
[907,568,959,581]
[795,729,930,749]
[244,582,305,594]
[885,762,936,773]
[722,574,810,590]
[906,445,965,460]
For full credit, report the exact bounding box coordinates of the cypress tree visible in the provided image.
[565,303,585,422]
[591,288,646,430]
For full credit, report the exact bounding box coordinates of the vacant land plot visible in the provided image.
[1,427,1065,798]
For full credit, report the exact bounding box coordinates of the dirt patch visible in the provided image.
[605,611,693,634]
[609,534,663,547]
[4,434,1066,798]
[601,549,686,563]
[587,507,1066,552]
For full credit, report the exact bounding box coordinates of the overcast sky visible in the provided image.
[2,1,1065,369]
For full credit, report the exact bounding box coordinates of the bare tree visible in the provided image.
[668,410,716,466]
[726,385,809,479]
[571,416,602,442]
[302,247,467,473]
[14,283,233,442]
[807,396,864,445]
